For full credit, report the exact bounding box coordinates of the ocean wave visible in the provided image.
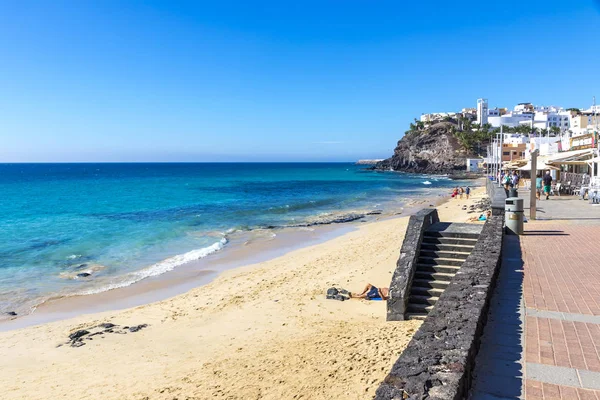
[57,238,227,297]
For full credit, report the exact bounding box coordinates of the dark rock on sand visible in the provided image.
[128,324,148,333]
[5,311,17,316]
[68,330,90,341]
[366,210,383,215]
[97,323,116,329]
[77,272,91,278]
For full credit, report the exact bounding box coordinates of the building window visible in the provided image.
[503,152,510,155]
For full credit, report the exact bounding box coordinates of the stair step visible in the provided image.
[409,294,439,305]
[420,243,475,252]
[414,270,456,281]
[419,249,471,260]
[424,231,480,240]
[417,264,461,274]
[410,286,444,296]
[407,303,434,314]
[422,236,478,246]
[406,313,428,320]
[418,257,464,267]
[412,278,451,290]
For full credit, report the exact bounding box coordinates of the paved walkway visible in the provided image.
[472,194,600,399]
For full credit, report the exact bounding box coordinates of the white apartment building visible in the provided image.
[533,111,570,131]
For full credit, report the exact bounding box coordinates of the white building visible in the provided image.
[420,112,459,122]
[514,103,534,113]
[477,98,488,125]
[466,158,482,172]
[488,113,533,128]
[533,111,570,131]
[534,105,564,113]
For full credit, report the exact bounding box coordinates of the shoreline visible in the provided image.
[0,184,488,399]
[1,188,460,331]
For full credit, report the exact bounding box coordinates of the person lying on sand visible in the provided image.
[350,283,389,300]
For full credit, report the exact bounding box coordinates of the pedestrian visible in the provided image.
[542,170,553,200]
[535,173,542,201]
[503,171,512,197]
[465,186,471,199]
[459,187,464,199]
[512,171,520,188]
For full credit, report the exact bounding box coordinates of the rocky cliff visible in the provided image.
[374,122,470,174]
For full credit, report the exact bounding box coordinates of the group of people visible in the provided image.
[451,186,471,199]
[497,169,554,200]
[500,170,520,190]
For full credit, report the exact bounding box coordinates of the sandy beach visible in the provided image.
[0,185,487,400]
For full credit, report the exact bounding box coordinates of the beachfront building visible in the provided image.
[466,158,483,172]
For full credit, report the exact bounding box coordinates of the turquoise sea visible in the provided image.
[0,163,461,317]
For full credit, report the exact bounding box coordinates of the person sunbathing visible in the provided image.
[350,283,389,300]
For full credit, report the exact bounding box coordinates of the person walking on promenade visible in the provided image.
[512,171,520,188]
[503,171,512,197]
[535,173,542,200]
[542,170,553,200]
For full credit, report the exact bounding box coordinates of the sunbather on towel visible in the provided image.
[350,283,389,300]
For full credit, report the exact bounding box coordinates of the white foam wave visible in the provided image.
[71,238,227,296]
[423,181,432,185]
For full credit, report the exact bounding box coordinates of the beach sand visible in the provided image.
[0,186,487,400]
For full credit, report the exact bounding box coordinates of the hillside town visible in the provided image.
[417,98,600,199]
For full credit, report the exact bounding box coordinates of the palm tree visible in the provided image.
[550,126,561,136]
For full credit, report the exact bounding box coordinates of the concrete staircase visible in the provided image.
[406,223,481,320]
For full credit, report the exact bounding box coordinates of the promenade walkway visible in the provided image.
[471,194,600,399]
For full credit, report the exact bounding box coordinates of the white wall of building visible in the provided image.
[466,158,481,172]
[533,111,570,131]
[488,114,533,128]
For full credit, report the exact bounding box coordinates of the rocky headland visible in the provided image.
[373,122,484,176]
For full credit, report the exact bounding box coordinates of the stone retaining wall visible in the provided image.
[486,178,507,216]
[375,212,505,400]
[387,208,440,321]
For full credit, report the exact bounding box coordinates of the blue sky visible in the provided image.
[1,1,599,162]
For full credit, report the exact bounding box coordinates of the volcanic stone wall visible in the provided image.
[387,208,440,321]
[375,213,505,400]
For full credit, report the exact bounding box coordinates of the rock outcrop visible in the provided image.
[374,122,470,174]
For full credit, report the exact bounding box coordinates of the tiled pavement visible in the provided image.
[471,195,600,399]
